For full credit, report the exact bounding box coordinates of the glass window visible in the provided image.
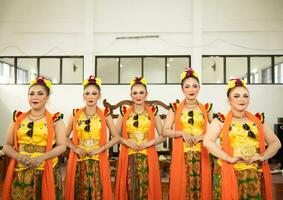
[17,58,38,84]
[0,58,15,84]
[62,57,83,84]
[226,57,248,81]
[144,57,165,83]
[202,56,224,83]
[275,56,283,83]
[120,57,142,84]
[167,57,190,83]
[40,58,60,83]
[96,57,119,84]
[250,57,272,83]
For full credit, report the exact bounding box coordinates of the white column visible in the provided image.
[192,0,203,82]
[83,0,95,78]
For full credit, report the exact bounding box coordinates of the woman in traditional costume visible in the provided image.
[115,77,165,200]
[203,78,281,200]
[163,68,213,200]
[3,76,66,200]
[65,75,119,200]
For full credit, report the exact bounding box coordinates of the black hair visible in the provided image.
[181,76,200,87]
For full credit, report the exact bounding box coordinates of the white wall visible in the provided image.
[0,0,283,145]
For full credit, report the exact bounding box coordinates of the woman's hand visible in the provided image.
[139,140,155,150]
[17,154,32,166]
[126,140,140,151]
[245,155,266,164]
[225,156,243,164]
[182,132,194,146]
[74,147,87,158]
[88,148,103,157]
[192,135,203,144]
[27,156,45,169]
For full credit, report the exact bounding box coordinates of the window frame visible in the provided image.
[95,55,191,85]
[0,56,84,85]
[202,55,283,85]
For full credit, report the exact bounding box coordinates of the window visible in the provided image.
[202,55,282,84]
[0,56,83,84]
[226,57,247,81]
[120,57,142,84]
[40,58,60,83]
[144,57,165,84]
[202,56,224,83]
[0,58,15,84]
[62,58,84,84]
[96,57,119,84]
[17,58,37,84]
[275,56,283,84]
[95,56,190,84]
[167,57,190,84]
[250,57,272,83]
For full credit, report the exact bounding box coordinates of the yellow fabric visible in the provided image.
[180,109,204,152]
[76,112,101,161]
[16,118,57,171]
[219,120,260,171]
[126,111,150,155]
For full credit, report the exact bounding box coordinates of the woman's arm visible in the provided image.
[29,119,67,168]
[139,115,166,150]
[65,115,87,157]
[89,115,120,156]
[248,122,281,164]
[116,115,139,151]
[162,110,184,138]
[3,122,32,166]
[203,119,241,163]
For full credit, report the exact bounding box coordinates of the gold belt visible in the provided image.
[79,138,99,147]
[19,144,46,153]
[234,145,259,157]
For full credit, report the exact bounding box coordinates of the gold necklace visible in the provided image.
[185,103,198,110]
[30,111,46,118]
[27,114,45,122]
[134,109,146,115]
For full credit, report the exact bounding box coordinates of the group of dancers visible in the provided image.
[2,67,281,200]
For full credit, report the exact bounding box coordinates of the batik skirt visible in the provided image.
[11,163,62,200]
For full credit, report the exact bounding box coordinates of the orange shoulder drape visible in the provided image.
[221,111,272,200]
[115,104,162,200]
[169,100,212,200]
[65,107,112,200]
[3,111,56,200]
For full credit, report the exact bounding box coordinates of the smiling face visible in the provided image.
[28,85,49,110]
[181,77,200,101]
[83,85,101,107]
[228,86,250,112]
[130,84,148,105]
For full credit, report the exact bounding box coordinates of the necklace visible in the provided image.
[30,111,46,118]
[27,114,45,122]
[134,109,146,115]
[185,103,198,110]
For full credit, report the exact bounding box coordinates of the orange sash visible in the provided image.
[65,107,112,200]
[169,100,212,200]
[115,104,162,200]
[221,111,272,200]
[2,110,56,200]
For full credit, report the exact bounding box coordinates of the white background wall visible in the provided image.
[0,0,283,145]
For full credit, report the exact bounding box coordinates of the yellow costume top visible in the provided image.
[121,105,158,155]
[14,111,63,171]
[214,112,264,171]
[73,108,110,161]
[170,101,212,153]
[180,110,205,152]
